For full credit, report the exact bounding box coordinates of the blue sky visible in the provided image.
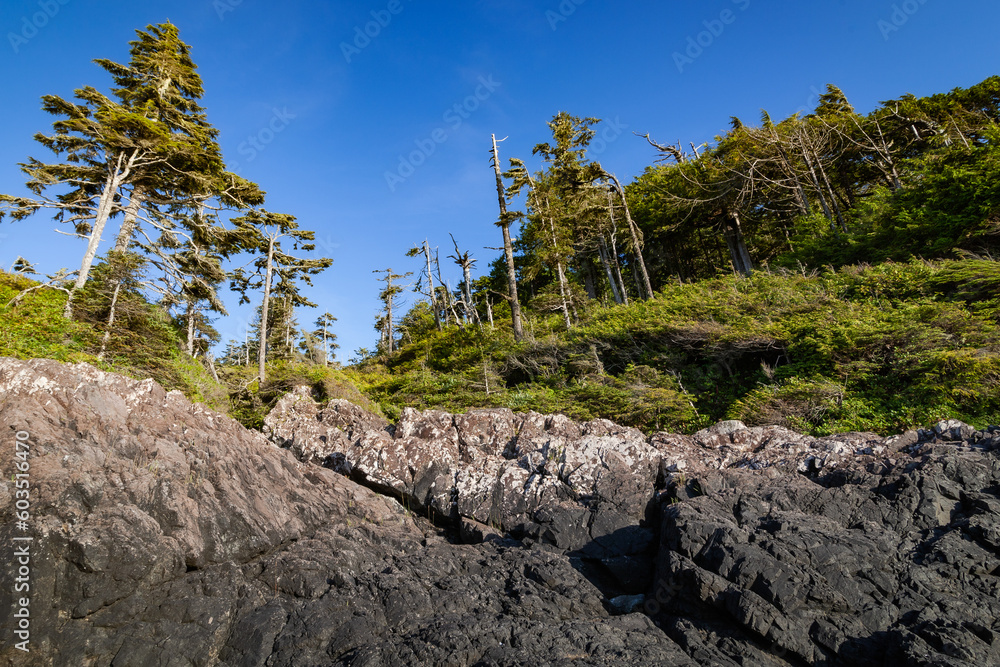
[2,0,999,361]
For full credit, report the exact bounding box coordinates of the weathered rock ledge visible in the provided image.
[1,359,998,666]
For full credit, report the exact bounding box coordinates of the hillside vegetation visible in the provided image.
[0,269,378,427]
[1,26,997,436]
[353,259,1000,436]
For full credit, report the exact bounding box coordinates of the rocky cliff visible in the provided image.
[1,358,998,666]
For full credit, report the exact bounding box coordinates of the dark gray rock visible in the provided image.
[265,394,669,593]
[3,360,998,666]
[647,435,1000,665]
[0,359,689,666]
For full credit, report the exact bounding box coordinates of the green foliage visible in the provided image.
[366,259,1000,435]
[0,271,97,362]
[222,360,384,430]
[0,268,230,412]
[786,135,1000,268]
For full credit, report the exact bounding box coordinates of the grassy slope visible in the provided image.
[354,259,1000,436]
[0,270,378,428]
[5,260,998,437]
[0,270,230,411]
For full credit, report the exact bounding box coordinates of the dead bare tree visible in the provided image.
[490,134,524,342]
[449,233,480,327]
[407,239,442,331]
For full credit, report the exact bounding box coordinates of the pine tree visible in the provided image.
[229,210,332,383]
[310,313,338,365]
[373,268,411,355]
[0,23,241,317]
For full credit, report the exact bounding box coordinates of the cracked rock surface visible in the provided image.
[2,359,999,666]
[0,359,687,666]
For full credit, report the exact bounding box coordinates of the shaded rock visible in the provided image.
[0,358,689,666]
[647,436,1000,665]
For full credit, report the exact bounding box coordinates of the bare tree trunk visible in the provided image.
[769,128,811,216]
[450,234,480,327]
[322,321,330,366]
[524,173,571,330]
[491,134,524,342]
[97,281,122,362]
[99,186,148,343]
[870,118,903,190]
[65,151,135,317]
[423,240,441,331]
[186,300,196,356]
[431,253,451,327]
[205,352,220,383]
[554,261,573,327]
[258,237,275,383]
[605,190,630,306]
[723,210,754,277]
[114,185,145,252]
[284,297,292,356]
[540,198,572,331]
[205,351,221,384]
[811,144,848,232]
[73,152,132,292]
[597,237,623,304]
[798,130,833,225]
[543,201,571,328]
[461,263,479,326]
[608,230,629,306]
[386,284,394,354]
[607,173,653,299]
[443,280,461,328]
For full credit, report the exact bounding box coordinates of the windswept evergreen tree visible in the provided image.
[0,23,255,318]
[310,312,339,365]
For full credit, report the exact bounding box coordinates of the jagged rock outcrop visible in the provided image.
[2,360,999,666]
[263,389,890,592]
[0,358,690,666]
[265,387,1000,666]
[265,388,673,594]
[649,423,1000,666]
